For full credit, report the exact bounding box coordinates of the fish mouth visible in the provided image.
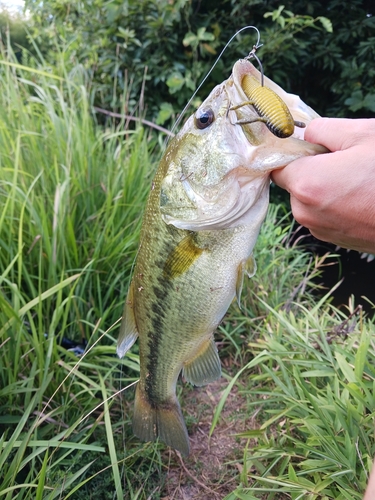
[161,169,269,231]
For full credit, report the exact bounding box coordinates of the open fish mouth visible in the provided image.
[159,58,328,234]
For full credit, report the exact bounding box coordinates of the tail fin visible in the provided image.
[132,384,190,456]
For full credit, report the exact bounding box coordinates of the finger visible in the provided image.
[270,166,289,191]
[305,117,375,151]
[308,226,374,253]
[271,154,317,192]
[272,144,368,207]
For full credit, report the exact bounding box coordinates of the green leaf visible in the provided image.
[235,429,265,438]
[277,16,286,29]
[354,329,370,379]
[0,440,105,452]
[182,31,197,47]
[100,375,123,500]
[335,352,357,383]
[0,273,81,335]
[363,93,375,112]
[156,102,174,125]
[273,5,286,20]
[319,16,333,32]
[166,71,185,92]
[196,27,215,41]
[301,369,335,377]
[35,450,48,500]
[0,60,64,80]
[288,462,298,482]
[345,90,365,112]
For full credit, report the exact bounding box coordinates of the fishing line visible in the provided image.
[170,25,263,135]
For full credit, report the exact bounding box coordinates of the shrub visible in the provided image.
[24,0,375,125]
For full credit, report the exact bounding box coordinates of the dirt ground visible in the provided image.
[160,377,258,500]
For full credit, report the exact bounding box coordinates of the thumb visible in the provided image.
[305,117,375,151]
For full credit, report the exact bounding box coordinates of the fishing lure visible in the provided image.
[239,74,305,138]
[231,46,306,138]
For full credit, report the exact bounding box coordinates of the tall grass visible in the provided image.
[0,45,155,498]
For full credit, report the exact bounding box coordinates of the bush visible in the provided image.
[24,0,375,125]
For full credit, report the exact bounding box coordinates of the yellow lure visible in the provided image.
[239,74,305,138]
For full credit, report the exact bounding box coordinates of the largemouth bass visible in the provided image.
[118,59,327,456]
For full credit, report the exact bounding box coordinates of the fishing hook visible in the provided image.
[245,42,265,87]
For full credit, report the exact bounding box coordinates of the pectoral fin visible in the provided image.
[117,281,138,358]
[236,254,257,308]
[164,233,204,279]
[183,338,221,386]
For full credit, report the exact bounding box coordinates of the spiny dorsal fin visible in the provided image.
[183,338,221,386]
[163,233,204,279]
[117,281,138,358]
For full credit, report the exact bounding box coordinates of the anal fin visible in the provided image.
[117,281,138,358]
[133,384,190,456]
[183,338,221,386]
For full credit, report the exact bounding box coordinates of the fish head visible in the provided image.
[160,59,328,231]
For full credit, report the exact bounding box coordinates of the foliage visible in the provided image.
[0,4,32,57]
[23,0,375,125]
[217,300,375,499]
[0,45,154,499]
[0,45,155,344]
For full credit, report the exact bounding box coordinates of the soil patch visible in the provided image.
[161,378,257,500]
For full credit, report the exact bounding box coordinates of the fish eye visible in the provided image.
[194,109,214,129]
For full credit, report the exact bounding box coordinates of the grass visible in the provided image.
[215,299,375,499]
[0,44,374,499]
[0,45,155,498]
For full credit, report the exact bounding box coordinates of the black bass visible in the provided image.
[118,59,327,455]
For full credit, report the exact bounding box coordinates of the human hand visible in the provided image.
[271,117,375,254]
